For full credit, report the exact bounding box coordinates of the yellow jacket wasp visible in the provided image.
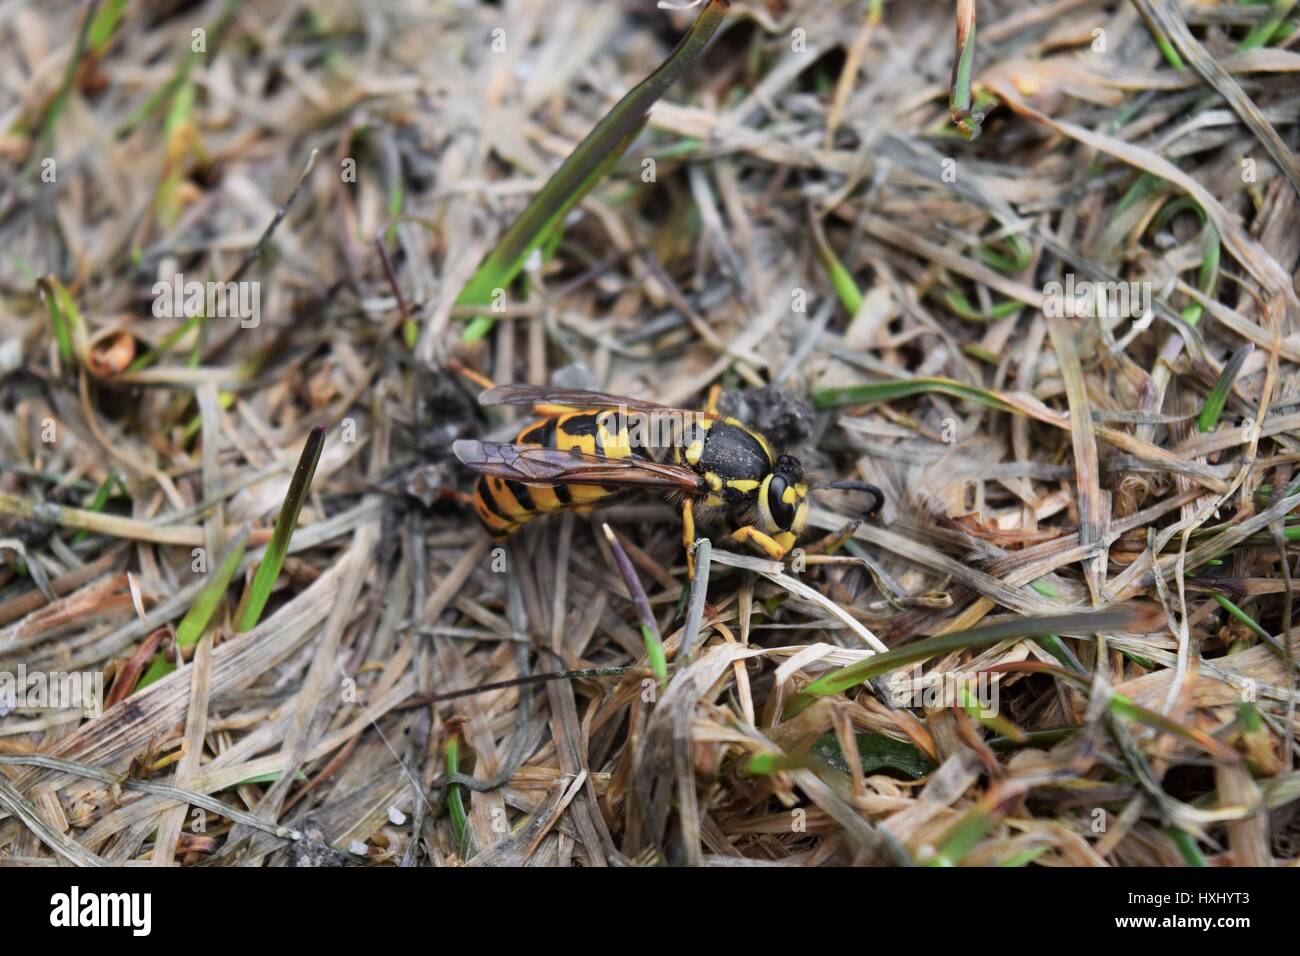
[453,385,883,575]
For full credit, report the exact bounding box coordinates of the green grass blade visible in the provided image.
[136,524,251,690]
[235,426,327,633]
[16,0,97,167]
[1237,699,1263,735]
[37,276,80,365]
[233,770,307,786]
[115,0,243,138]
[641,624,668,683]
[944,288,1022,323]
[998,845,1050,867]
[988,661,1241,763]
[1134,2,1185,68]
[810,213,863,314]
[978,232,1033,273]
[457,0,730,342]
[742,751,813,775]
[178,524,251,646]
[1187,218,1220,325]
[788,608,1153,716]
[1152,199,1219,326]
[948,0,983,139]
[445,734,468,846]
[459,117,647,342]
[960,684,1027,742]
[814,377,1017,413]
[603,523,667,682]
[1164,826,1208,866]
[926,803,997,866]
[88,0,128,55]
[1197,342,1252,433]
[1239,0,1297,50]
[1213,592,1271,642]
[72,472,124,545]
[1213,593,1298,671]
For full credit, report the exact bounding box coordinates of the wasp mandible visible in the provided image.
[453,385,883,575]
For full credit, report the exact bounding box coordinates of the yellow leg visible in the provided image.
[730,525,793,562]
[440,488,476,507]
[681,498,697,579]
[447,357,496,391]
[704,384,723,417]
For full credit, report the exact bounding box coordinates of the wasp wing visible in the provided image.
[453,440,706,494]
[477,384,718,421]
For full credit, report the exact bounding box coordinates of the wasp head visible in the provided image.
[758,454,809,534]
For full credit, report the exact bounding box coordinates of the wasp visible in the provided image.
[452,385,883,575]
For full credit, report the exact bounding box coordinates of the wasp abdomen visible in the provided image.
[471,408,646,538]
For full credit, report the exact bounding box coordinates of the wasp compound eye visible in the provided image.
[767,474,795,530]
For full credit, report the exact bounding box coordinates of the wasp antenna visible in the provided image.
[825,480,885,516]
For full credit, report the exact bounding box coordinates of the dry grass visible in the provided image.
[1,0,1299,867]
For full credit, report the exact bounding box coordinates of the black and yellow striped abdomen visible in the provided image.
[471,408,644,538]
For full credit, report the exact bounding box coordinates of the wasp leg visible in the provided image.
[439,488,477,508]
[681,498,697,579]
[730,525,795,562]
[704,384,723,417]
[446,357,496,391]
